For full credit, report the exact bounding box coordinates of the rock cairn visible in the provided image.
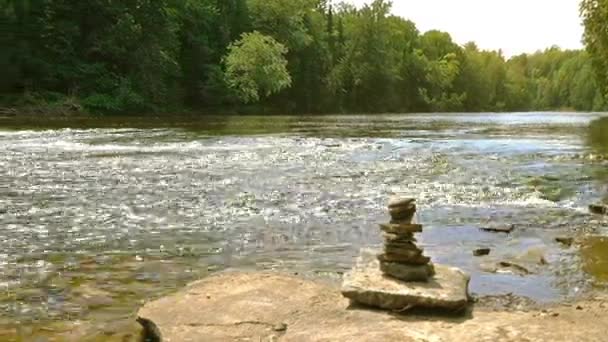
[378,198,435,282]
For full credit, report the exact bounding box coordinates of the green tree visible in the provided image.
[581,0,608,97]
[1,0,605,114]
[223,31,292,103]
[246,0,316,50]
[327,0,404,112]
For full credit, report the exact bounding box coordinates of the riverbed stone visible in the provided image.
[72,284,115,309]
[342,249,470,311]
[589,204,608,215]
[555,237,574,247]
[480,224,515,233]
[498,261,531,275]
[473,248,491,256]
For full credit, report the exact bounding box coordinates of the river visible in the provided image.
[1,112,607,336]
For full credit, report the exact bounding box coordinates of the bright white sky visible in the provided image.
[345,0,585,57]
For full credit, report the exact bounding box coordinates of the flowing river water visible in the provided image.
[1,112,608,338]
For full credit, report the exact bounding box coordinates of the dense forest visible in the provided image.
[1,0,606,115]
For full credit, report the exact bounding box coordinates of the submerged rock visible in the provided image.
[555,237,574,247]
[72,284,115,309]
[589,204,608,215]
[342,249,470,312]
[480,224,515,234]
[498,261,531,276]
[473,248,491,257]
[2,319,145,342]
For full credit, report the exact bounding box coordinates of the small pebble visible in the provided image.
[273,323,288,332]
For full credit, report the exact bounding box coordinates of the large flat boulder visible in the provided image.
[137,271,608,342]
[342,249,470,311]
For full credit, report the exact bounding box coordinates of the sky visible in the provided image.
[345,0,585,57]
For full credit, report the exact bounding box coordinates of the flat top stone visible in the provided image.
[388,197,416,208]
[342,249,470,311]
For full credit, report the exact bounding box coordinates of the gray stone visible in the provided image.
[388,197,416,208]
[380,224,423,234]
[383,232,415,242]
[498,261,531,275]
[390,219,416,225]
[384,240,421,252]
[378,253,430,265]
[383,246,423,258]
[389,207,416,221]
[380,262,435,282]
[342,249,470,311]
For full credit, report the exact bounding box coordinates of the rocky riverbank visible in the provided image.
[137,271,608,342]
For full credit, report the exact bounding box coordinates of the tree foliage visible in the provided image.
[224,31,291,103]
[0,0,605,113]
[581,0,608,99]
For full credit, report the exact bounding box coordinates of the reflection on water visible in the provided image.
[588,117,608,203]
[588,117,608,154]
[581,236,608,284]
[0,112,608,338]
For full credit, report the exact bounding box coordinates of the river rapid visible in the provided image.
[1,113,608,335]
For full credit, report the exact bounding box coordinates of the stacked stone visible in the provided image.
[378,198,435,282]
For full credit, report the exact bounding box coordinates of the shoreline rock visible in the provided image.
[136,271,608,341]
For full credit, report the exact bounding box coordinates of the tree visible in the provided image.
[581,0,608,97]
[246,0,316,50]
[223,31,292,103]
[327,0,404,112]
[0,0,605,114]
